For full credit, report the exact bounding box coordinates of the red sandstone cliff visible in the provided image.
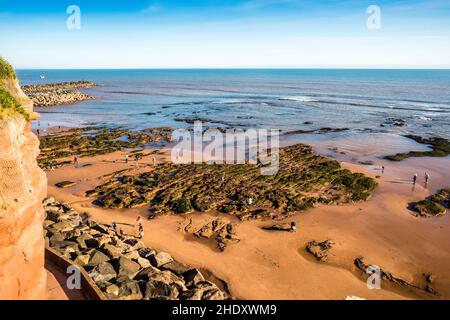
[0,59,47,299]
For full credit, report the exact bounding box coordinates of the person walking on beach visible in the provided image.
[37,129,40,135]
[125,154,129,164]
[138,224,144,239]
[413,173,418,185]
[290,222,297,233]
[112,220,116,231]
[135,215,142,227]
[119,226,124,237]
[425,172,430,185]
[381,166,385,174]
[74,155,78,168]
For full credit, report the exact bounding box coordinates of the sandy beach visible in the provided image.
[42,139,450,300]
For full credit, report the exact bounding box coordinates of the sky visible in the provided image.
[1,0,450,68]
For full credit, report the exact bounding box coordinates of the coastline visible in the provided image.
[41,128,450,300]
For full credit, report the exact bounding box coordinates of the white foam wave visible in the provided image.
[279,96,318,102]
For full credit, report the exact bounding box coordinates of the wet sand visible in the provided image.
[44,143,450,300]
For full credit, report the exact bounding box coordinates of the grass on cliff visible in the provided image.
[0,85,29,121]
[0,57,16,80]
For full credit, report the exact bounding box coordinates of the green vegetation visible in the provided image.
[0,57,16,80]
[0,86,29,121]
[86,143,377,218]
[385,135,450,161]
[38,126,172,169]
[410,189,449,217]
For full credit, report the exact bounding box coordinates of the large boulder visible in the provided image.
[89,250,111,265]
[183,268,205,287]
[160,261,191,276]
[144,271,187,300]
[149,252,173,268]
[116,257,141,279]
[114,279,143,300]
[101,243,124,259]
[88,262,117,283]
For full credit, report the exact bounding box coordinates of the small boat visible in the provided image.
[40,75,45,79]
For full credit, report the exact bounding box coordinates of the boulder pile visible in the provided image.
[43,198,229,300]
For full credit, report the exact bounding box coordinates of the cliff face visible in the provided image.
[0,58,47,299]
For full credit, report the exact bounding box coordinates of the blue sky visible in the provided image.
[1,0,450,68]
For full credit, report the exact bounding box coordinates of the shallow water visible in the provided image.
[19,69,450,158]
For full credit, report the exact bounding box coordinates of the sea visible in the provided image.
[18,69,450,162]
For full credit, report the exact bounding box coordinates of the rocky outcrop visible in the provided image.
[43,198,230,300]
[194,218,240,252]
[0,58,47,299]
[306,240,334,262]
[409,189,449,217]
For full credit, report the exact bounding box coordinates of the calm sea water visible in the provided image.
[18,69,450,159]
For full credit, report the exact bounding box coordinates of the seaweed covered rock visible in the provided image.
[385,135,450,161]
[409,188,449,217]
[87,143,377,218]
[38,126,172,169]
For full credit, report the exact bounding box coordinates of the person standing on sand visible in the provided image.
[119,226,124,237]
[138,223,144,239]
[382,166,385,174]
[425,172,430,184]
[413,173,418,185]
[290,222,297,233]
[37,129,40,135]
[135,216,142,227]
[74,155,78,168]
[125,154,129,164]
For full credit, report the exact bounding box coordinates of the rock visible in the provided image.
[183,268,205,287]
[145,271,187,300]
[43,197,56,206]
[105,284,119,297]
[123,250,140,261]
[149,252,174,268]
[134,266,161,281]
[136,257,152,269]
[50,221,74,233]
[55,181,77,188]
[138,247,156,259]
[101,243,124,259]
[43,220,55,228]
[114,280,143,300]
[194,219,228,239]
[194,219,240,252]
[306,240,334,262]
[88,262,117,283]
[49,233,67,243]
[202,288,226,300]
[74,254,91,266]
[116,257,141,279]
[160,261,191,276]
[75,233,94,250]
[89,250,111,265]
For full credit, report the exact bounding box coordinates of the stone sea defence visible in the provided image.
[0,57,47,299]
[86,144,377,218]
[43,198,229,300]
[21,81,98,107]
